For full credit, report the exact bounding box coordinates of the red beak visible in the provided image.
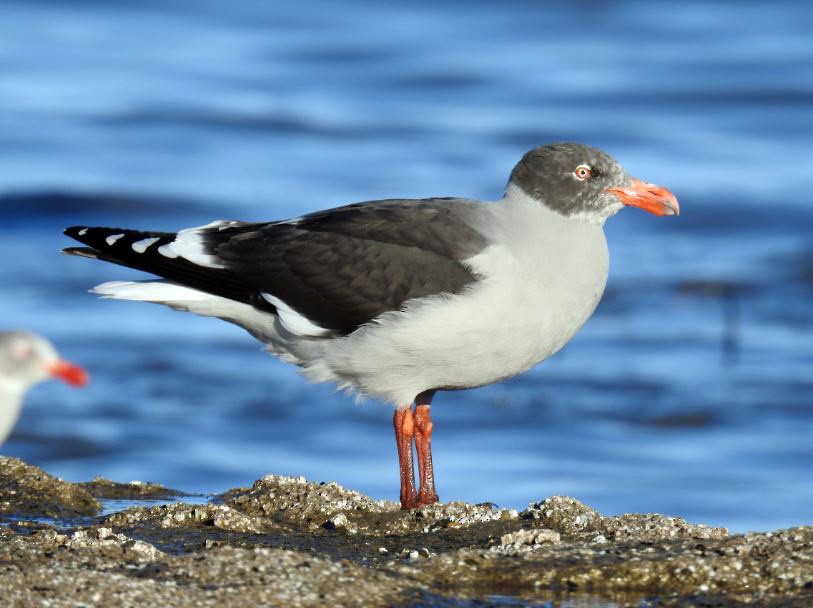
[606,178,680,216]
[48,360,89,387]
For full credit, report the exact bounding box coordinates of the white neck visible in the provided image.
[0,381,26,445]
[499,183,621,227]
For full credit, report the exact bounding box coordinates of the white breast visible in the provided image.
[0,383,25,445]
[300,189,610,405]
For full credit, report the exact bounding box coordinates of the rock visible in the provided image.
[522,495,728,542]
[224,474,391,527]
[522,495,601,533]
[64,527,164,560]
[223,475,523,539]
[78,476,186,500]
[0,456,100,518]
[105,502,267,533]
[0,537,406,607]
[0,459,810,607]
[495,528,561,554]
[322,512,358,534]
[18,526,164,561]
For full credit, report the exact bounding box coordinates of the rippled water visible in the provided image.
[2,0,812,533]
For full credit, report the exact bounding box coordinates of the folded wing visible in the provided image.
[63,198,488,336]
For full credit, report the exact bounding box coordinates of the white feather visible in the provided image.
[132,237,160,253]
[91,281,281,344]
[0,382,26,445]
[93,281,212,302]
[106,234,124,246]
[157,244,179,258]
[261,294,332,337]
[159,221,231,268]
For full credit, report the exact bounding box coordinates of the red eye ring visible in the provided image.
[574,165,593,180]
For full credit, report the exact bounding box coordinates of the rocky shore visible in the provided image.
[0,456,810,607]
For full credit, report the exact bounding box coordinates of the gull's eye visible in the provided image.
[574,165,593,181]
[12,341,33,361]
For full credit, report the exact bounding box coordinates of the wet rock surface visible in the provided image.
[79,476,188,501]
[0,458,811,607]
[0,456,100,518]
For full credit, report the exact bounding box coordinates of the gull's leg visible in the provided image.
[414,390,439,507]
[393,406,418,510]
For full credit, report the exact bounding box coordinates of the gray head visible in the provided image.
[507,142,679,223]
[0,331,88,392]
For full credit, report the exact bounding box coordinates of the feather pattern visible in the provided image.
[64,198,489,336]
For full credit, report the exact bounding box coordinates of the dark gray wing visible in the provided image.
[209,198,488,334]
[64,198,489,336]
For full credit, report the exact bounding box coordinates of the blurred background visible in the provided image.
[2,0,811,532]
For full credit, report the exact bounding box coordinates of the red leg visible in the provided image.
[393,406,418,510]
[414,391,439,507]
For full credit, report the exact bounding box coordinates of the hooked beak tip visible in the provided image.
[607,178,679,217]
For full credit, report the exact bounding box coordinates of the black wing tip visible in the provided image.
[64,225,155,249]
[65,225,89,237]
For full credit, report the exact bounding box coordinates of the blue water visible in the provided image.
[2,0,812,533]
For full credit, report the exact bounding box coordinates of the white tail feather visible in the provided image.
[90,281,283,345]
[92,281,211,302]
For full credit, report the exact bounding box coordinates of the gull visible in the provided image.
[0,331,88,445]
[63,142,678,509]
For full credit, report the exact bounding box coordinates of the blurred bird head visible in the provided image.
[0,331,89,392]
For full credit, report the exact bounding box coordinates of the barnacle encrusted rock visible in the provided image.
[224,474,391,524]
[522,495,728,542]
[79,476,186,500]
[494,528,561,554]
[0,456,100,518]
[105,502,266,533]
[0,460,810,607]
[39,526,163,560]
[224,475,521,536]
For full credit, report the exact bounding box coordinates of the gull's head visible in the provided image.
[507,142,679,224]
